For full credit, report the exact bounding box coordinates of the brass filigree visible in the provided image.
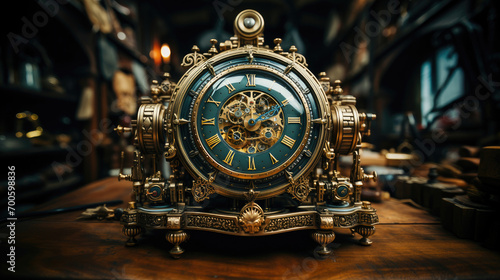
[187,214,240,233]
[286,176,310,201]
[181,45,206,67]
[192,174,216,202]
[265,214,314,232]
[287,45,308,67]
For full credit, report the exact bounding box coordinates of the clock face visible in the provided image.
[192,66,310,179]
[173,50,328,198]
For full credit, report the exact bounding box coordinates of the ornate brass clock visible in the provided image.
[115,10,378,258]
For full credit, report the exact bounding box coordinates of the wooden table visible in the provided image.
[2,177,500,279]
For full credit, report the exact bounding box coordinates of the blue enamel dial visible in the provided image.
[193,67,309,179]
[175,52,327,198]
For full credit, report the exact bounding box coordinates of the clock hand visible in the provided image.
[248,104,282,126]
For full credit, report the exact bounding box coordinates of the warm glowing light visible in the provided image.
[161,44,171,59]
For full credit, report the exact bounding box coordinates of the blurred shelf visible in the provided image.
[0,145,69,159]
[1,85,78,103]
[345,0,456,83]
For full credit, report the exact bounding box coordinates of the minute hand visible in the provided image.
[250,104,283,125]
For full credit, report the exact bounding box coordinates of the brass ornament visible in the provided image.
[192,174,216,202]
[287,45,308,67]
[286,176,311,201]
[238,202,266,234]
[181,45,206,67]
[115,9,378,258]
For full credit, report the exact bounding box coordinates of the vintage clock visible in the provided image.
[115,10,378,258]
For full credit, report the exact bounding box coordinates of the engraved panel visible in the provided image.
[265,214,314,232]
[137,212,167,228]
[359,212,379,224]
[187,214,240,233]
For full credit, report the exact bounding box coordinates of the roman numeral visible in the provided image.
[281,99,289,106]
[223,150,235,166]
[269,153,279,165]
[201,117,215,126]
[288,117,301,124]
[207,96,221,107]
[206,134,221,149]
[246,74,256,87]
[248,156,256,170]
[226,83,236,93]
[281,135,296,149]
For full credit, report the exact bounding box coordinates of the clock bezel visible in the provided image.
[169,47,330,199]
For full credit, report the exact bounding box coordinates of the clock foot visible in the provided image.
[122,225,142,247]
[354,225,375,246]
[312,231,336,256]
[166,230,189,259]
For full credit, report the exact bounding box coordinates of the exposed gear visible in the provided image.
[226,126,247,148]
[219,90,284,153]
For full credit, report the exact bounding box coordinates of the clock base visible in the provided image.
[120,202,378,258]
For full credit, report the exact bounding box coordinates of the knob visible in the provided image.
[363,171,377,182]
[114,125,132,136]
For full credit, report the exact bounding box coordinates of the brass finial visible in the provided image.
[273,38,283,53]
[319,72,330,82]
[191,45,200,53]
[208,39,218,55]
[289,45,298,53]
[160,73,173,99]
[333,80,343,95]
[151,80,160,101]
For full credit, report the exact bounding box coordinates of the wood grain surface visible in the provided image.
[1,177,500,279]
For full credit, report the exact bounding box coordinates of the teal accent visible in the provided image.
[336,185,349,198]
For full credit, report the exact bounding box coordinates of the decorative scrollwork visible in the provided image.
[287,45,308,67]
[187,215,240,233]
[323,141,335,160]
[137,212,167,228]
[359,212,379,224]
[181,45,206,68]
[238,202,265,234]
[192,176,216,202]
[332,214,358,227]
[286,176,310,201]
[120,212,137,224]
[164,142,177,160]
[319,216,334,230]
[265,215,314,232]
